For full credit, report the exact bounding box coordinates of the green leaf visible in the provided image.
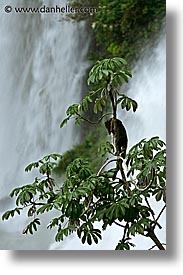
[92,233,99,244]
[81,233,87,244]
[66,104,79,116]
[22,218,41,235]
[25,162,39,172]
[102,69,109,76]
[60,116,71,128]
[140,218,151,228]
[119,95,138,112]
[55,229,64,242]
[50,154,62,160]
[37,204,53,215]
[94,98,104,113]
[132,100,138,112]
[155,190,163,201]
[87,234,92,245]
[92,229,102,239]
[79,97,90,112]
[123,69,132,78]
[115,240,130,250]
[116,96,124,105]
[39,163,47,174]
[129,224,136,236]
[115,57,127,65]
[126,100,131,111]
[129,196,136,206]
[9,187,21,198]
[136,223,144,234]
[118,71,129,82]
[2,210,12,220]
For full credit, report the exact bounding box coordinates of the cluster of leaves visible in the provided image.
[126,137,166,201]
[2,137,166,249]
[2,154,62,234]
[117,94,138,112]
[87,57,131,86]
[60,57,136,128]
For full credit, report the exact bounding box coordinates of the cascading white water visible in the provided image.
[0,0,90,249]
[120,32,166,147]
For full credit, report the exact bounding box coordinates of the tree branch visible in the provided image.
[30,199,45,206]
[122,222,129,241]
[146,229,165,250]
[76,112,112,125]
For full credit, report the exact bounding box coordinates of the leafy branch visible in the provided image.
[2,57,166,250]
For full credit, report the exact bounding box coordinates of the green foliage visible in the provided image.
[117,94,138,112]
[126,137,166,203]
[77,224,102,245]
[99,141,114,157]
[22,218,41,235]
[25,154,62,174]
[91,0,166,63]
[87,57,129,85]
[2,207,22,220]
[60,57,135,126]
[115,239,135,250]
[3,135,166,248]
[67,0,165,64]
[2,58,166,250]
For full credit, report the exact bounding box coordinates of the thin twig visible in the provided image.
[148,243,166,250]
[114,221,126,228]
[155,205,166,224]
[145,197,162,229]
[97,158,118,176]
[30,200,45,206]
[97,156,124,176]
[148,244,157,250]
[76,112,112,125]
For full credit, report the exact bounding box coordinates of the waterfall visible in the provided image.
[0,0,165,250]
[0,0,90,249]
